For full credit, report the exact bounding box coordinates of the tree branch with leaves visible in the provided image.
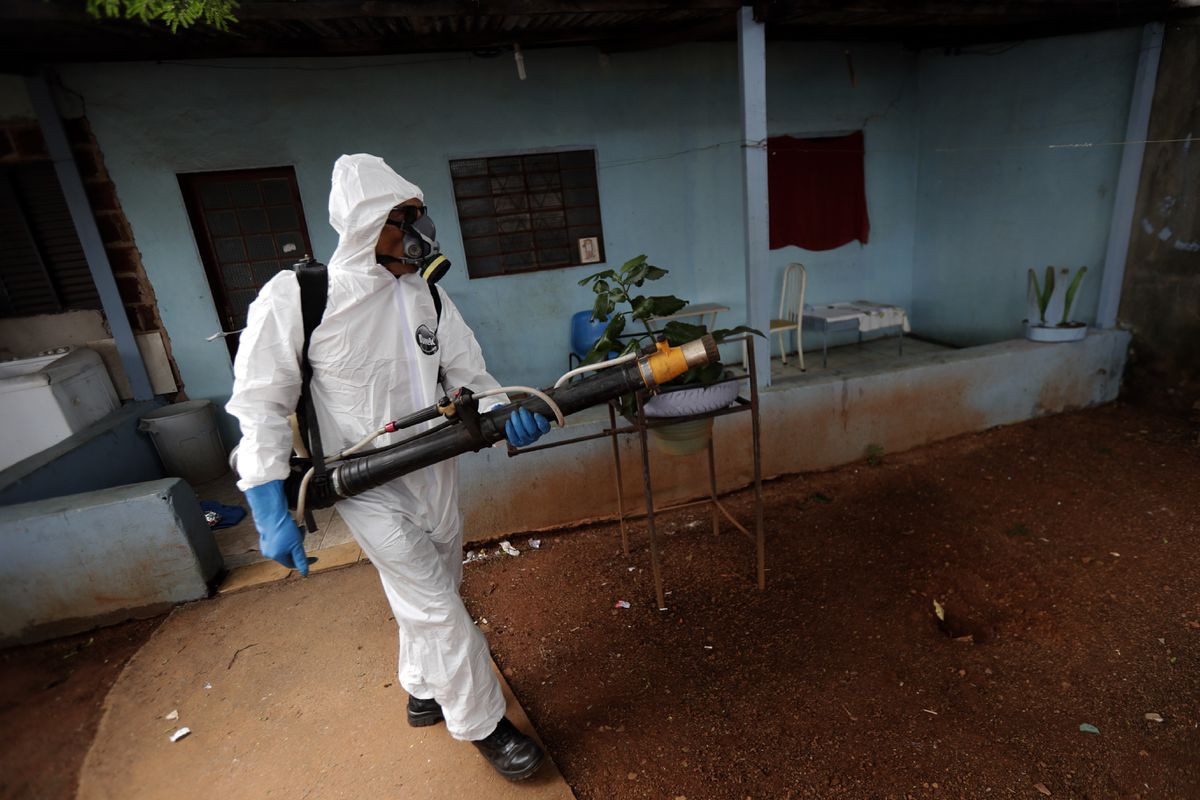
[86,0,238,32]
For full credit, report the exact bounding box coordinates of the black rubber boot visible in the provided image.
[406,695,444,727]
[471,717,545,781]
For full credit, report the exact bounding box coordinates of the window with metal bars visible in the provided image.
[0,164,100,317]
[449,149,605,279]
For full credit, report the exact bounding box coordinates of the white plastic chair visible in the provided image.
[772,263,806,369]
[741,262,806,371]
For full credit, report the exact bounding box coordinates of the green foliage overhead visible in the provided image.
[87,0,239,32]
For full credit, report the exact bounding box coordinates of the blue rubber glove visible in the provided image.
[244,480,309,576]
[505,407,551,448]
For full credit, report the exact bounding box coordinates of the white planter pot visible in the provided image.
[1024,322,1088,343]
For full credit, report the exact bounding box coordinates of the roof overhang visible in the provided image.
[0,1,1195,67]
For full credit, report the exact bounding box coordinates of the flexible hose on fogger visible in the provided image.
[304,335,718,509]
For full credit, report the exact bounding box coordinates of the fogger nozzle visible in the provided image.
[641,334,718,388]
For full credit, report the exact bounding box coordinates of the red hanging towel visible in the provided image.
[767,131,869,251]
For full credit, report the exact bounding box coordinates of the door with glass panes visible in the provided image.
[179,167,313,358]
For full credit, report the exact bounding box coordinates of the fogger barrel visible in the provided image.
[319,335,719,506]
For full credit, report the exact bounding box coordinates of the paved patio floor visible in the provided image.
[77,561,574,800]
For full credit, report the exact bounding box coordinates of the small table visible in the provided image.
[802,301,910,368]
[650,302,729,331]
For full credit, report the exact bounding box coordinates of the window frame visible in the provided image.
[447,146,606,280]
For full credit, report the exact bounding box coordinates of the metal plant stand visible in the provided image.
[506,336,766,611]
[607,335,765,610]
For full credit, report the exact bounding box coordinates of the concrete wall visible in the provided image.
[458,329,1130,539]
[0,401,166,507]
[0,478,222,644]
[912,29,1141,345]
[0,309,109,360]
[1119,20,1200,401]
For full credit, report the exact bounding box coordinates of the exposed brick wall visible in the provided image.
[0,117,184,397]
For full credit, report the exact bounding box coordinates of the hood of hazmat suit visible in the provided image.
[226,154,508,740]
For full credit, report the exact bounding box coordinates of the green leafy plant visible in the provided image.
[87,0,238,32]
[865,443,884,466]
[578,255,760,387]
[1028,265,1088,327]
[1060,266,1088,326]
[1028,266,1055,325]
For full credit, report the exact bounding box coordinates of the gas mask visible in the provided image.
[380,205,451,284]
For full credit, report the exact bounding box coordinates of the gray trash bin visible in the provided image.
[138,400,229,485]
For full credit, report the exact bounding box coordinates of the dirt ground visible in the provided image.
[1,402,1197,799]
[463,403,1200,800]
[0,617,161,800]
[71,563,572,800]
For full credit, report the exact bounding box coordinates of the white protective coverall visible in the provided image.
[226,153,507,741]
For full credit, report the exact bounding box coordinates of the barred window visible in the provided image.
[449,149,605,279]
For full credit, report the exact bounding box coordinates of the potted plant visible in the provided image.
[578,255,759,455]
[1025,265,1088,343]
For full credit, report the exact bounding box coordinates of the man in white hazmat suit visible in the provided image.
[227,153,550,781]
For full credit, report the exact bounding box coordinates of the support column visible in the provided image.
[737,5,771,387]
[24,70,153,401]
[1095,22,1164,329]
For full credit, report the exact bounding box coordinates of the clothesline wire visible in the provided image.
[596,136,1190,170]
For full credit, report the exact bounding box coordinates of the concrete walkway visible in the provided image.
[77,562,573,800]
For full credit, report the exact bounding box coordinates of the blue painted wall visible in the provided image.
[911,29,1140,345]
[759,42,919,323]
[46,29,1139,442]
[53,42,918,442]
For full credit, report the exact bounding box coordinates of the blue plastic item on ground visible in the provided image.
[200,500,246,530]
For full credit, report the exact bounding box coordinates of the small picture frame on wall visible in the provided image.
[578,237,601,264]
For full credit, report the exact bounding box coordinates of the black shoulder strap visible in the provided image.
[293,258,328,530]
[297,258,328,350]
[429,280,442,326]
[428,281,448,389]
